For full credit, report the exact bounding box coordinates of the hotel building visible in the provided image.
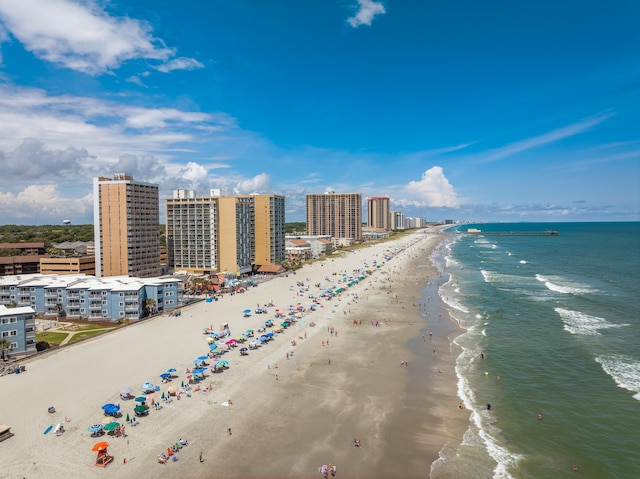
[166,190,285,275]
[306,192,362,242]
[93,173,161,278]
[367,196,391,230]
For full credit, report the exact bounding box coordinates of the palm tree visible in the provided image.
[143,298,157,317]
[0,338,11,360]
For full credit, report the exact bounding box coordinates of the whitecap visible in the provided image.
[596,355,640,401]
[536,274,597,295]
[519,260,527,264]
[555,308,626,335]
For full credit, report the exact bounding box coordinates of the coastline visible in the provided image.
[0,228,465,479]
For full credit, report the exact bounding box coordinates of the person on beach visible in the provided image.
[199,452,204,463]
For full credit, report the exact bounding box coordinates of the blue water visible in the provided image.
[430,222,640,479]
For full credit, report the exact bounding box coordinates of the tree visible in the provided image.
[143,298,157,317]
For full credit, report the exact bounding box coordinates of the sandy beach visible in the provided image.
[0,227,466,479]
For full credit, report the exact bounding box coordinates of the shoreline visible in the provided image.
[0,228,465,479]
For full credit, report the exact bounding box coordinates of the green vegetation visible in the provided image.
[0,224,94,250]
[285,222,306,234]
[35,331,69,346]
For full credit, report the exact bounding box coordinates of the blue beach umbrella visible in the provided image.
[242,309,251,314]
[209,344,218,351]
[197,355,208,361]
[160,373,171,379]
[88,424,103,433]
[165,368,177,373]
[134,396,147,403]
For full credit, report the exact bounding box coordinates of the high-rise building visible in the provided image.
[306,192,362,241]
[390,210,406,230]
[93,173,160,278]
[367,196,391,230]
[166,190,285,275]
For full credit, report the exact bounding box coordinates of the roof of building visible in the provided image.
[0,273,181,291]
[286,239,310,247]
[256,264,285,273]
[0,304,35,316]
[0,242,45,249]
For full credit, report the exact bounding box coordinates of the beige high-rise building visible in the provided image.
[306,192,362,241]
[166,190,285,275]
[367,196,391,230]
[93,173,160,278]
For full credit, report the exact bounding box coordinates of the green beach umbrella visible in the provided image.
[125,413,130,422]
[161,392,165,399]
[104,421,119,431]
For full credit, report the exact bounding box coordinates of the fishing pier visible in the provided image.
[464,229,559,236]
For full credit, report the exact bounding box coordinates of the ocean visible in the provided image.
[428,222,640,479]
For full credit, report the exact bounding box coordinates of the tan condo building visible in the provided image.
[166,190,285,275]
[93,173,161,278]
[367,196,391,230]
[306,191,362,242]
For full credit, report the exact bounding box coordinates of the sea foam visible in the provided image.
[555,307,626,335]
[596,355,640,401]
[536,274,597,295]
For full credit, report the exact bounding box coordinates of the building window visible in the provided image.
[9,342,17,350]
[119,302,124,307]
[2,330,17,337]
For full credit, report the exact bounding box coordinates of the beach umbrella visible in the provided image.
[101,417,113,425]
[246,329,253,334]
[134,396,147,403]
[161,392,165,399]
[120,388,132,395]
[160,373,171,379]
[192,367,206,374]
[141,382,154,391]
[165,368,177,373]
[92,441,109,452]
[242,309,251,315]
[134,405,148,414]
[265,332,275,338]
[103,422,119,431]
[88,424,103,433]
[181,381,185,387]
[168,385,179,394]
[209,343,218,350]
[125,414,130,422]
[240,347,248,353]
[225,339,236,345]
[197,355,208,361]
[101,403,117,411]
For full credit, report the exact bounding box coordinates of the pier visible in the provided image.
[464,230,559,236]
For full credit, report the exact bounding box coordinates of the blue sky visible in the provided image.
[0,0,638,225]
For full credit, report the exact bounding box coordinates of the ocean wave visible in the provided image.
[596,355,640,401]
[535,274,597,295]
[442,294,469,313]
[555,308,627,335]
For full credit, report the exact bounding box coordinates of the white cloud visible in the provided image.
[347,0,386,28]
[399,166,462,207]
[0,0,178,74]
[156,57,204,73]
[0,184,92,221]
[476,113,614,163]
[233,173,271,195]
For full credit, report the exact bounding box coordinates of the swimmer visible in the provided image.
[537,412,542,420]
[572,464,578,472]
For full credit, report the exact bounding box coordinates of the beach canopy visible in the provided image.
[101,404,120,415]
[134,405,149,414]
[120,388,132,395]
[103,422,119,431]
[92,441,109,452]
